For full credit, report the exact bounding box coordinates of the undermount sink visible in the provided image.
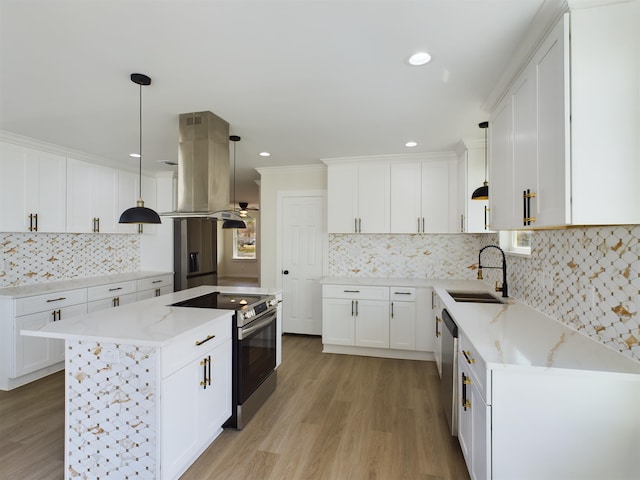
[446,290,505,304]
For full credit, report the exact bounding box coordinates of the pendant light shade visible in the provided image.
[119,73,161,225]
[471,121,489,201]
[221,135,247,229]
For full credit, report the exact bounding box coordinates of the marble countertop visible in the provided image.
[433,285,640,376]
[20,285,279,347]
[321,276,640,375]
[0,271,174,299]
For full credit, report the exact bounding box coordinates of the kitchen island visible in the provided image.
[20,285,257,480]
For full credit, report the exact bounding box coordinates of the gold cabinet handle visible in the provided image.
[462,350,475,364]
[195,335,215,346]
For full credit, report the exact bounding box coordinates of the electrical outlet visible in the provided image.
[102,349,121,363]
[586,286,596,309]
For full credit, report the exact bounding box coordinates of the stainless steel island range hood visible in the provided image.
[161,111,244,221]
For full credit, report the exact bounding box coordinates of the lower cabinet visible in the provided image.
[161,327,232,479]
[9,288,87,379]
[457,343,491,480]
[322,284,433,359]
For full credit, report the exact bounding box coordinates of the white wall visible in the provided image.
[256,165,327,287]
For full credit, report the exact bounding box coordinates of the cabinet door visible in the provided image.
[67,159,118,233]
[389,300,415,350]
[322,298,355,346]
[358,163,390,233]
[457,363,473,472]
[201,339,232,434]
[535,15,569,227]
[390,162,422,233]
[161,356,201,480]
[355,299,389,348]
[433,297,443,377]
[488,94,514,231]
[421,159,451,233]
[327,164,358,233]
[512,66,538,229]
[13,303,86,377]
[0,143,66,233]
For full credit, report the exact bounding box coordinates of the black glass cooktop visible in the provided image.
[170,292,269,311]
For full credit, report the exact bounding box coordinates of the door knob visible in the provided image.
[283,270,289,275]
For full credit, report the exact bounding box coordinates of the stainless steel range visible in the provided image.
[171,291,279,429]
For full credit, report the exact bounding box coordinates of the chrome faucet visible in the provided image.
[477,245,508,298]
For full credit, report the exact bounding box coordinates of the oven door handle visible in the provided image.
[238,310,277,340]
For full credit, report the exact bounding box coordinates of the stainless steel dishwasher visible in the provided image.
[441,309,458,436]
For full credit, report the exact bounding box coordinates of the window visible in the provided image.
[500,230,532,255]
[233,217,256,260]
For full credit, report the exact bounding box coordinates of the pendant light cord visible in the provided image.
[484,126,488,184]
[138,82,143,199]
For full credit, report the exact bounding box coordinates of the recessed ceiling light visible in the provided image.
[129,153,141,158]
[259,152,271,157]
[405,141,418,148]
[408,51,432,66]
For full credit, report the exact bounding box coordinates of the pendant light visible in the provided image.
[222,135,247,229]
[118,73,162,225]
[471,121,489,200]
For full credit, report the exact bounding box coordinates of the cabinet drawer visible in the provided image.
[137,275,173,292]
[16,288,87,316]
[459,333,488,403]
[390,287,416,301]
[87,293,137,313]
[322,285,389,300]
[87,281,136,302]
[161,316,232,379]
[136,285,172,301]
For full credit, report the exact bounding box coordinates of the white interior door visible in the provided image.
[281,195,324,335]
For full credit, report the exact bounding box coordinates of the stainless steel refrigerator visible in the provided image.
[173,218,218,291]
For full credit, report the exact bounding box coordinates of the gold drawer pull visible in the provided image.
[195,335,215,346]
[46,297,66,303]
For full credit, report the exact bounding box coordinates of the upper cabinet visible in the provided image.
[324,154,457,234]
[456,141,490,233]
[0,142,67,233]
[66,158,119,233]
[489,2,640,230]
[390,155,456,233]
[326,160,390,233]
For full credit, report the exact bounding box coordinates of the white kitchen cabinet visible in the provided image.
[325,161,390,233]
[87,280,137,312]
[136,274,174,301]
[10,289,87,378]
[66,158,119,233]
[389,288,416,350]
[457,333,491,480]
[0,142,67,233]
[490,4,640,229]
[322,297,356,346]
[161,328,231,480]
[456,141,489,233]
[322,283,432,360]
[354,299,389,348]
[322,285,389,347]
[390,157,455,233]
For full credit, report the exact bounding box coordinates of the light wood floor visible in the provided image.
[0,335,469,480]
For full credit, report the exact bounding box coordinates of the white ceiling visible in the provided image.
[0,0,548,206]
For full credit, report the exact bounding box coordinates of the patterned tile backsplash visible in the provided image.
[0,233,140,287]
[329,225,640,362]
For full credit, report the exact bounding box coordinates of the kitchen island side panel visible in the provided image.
[65,340,158,479]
